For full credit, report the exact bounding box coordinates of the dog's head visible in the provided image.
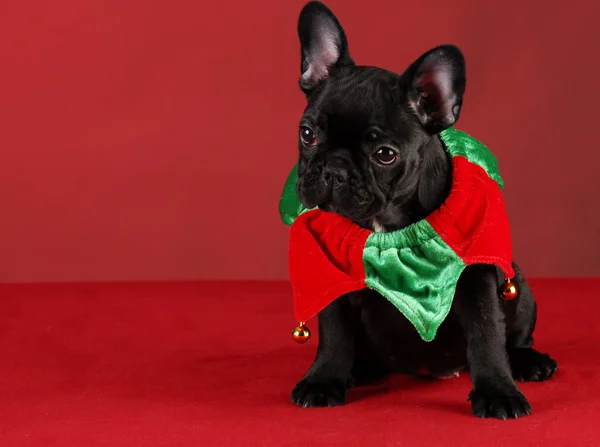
[295,1,466,231]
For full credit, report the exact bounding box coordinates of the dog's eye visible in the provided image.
[300,127,317,147]
[374,147,397,165]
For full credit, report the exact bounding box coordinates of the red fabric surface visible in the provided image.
[289,210,369,322]
[0,279,597,446]
[427,156,515,277]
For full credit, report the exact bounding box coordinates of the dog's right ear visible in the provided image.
[298,2,354,94]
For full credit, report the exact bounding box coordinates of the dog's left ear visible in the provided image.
[404,45,466,134]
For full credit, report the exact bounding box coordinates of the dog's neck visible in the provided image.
[370,135,452,233]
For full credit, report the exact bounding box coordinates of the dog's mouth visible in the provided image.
[316,200,336,214]
[298,164,387,226]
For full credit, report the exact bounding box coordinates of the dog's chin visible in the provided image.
[316,201,337,214]
[298,184,385,228]
[317,201,383,229]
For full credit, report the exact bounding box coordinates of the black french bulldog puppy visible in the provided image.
[290,1,558,419]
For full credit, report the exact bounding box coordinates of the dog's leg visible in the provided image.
[506,263,558,382]
[454,264,531,419]
[291,292,361,407]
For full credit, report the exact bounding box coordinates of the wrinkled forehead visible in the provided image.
[305,67,404,136]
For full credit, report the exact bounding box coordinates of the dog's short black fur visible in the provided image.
[290,1,558,419]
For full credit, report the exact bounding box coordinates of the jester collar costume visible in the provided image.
[280,128,515,342]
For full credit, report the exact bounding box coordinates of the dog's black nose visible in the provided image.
[324,156,350,185]
[323,171,348,185]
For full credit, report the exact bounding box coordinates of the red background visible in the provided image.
[0,0,598,282]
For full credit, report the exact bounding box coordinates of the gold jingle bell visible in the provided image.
[292,322,311,344]
[502,277,519,300]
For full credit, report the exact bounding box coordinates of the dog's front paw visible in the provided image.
[291,377,348,408]
[468,386,532,419]
[510,348,558,382]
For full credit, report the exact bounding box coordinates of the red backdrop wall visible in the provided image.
[0,0,598,282]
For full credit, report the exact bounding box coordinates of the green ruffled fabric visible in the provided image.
[363,221,465,341]
[278,164,308,226]
[440,128,504,189]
